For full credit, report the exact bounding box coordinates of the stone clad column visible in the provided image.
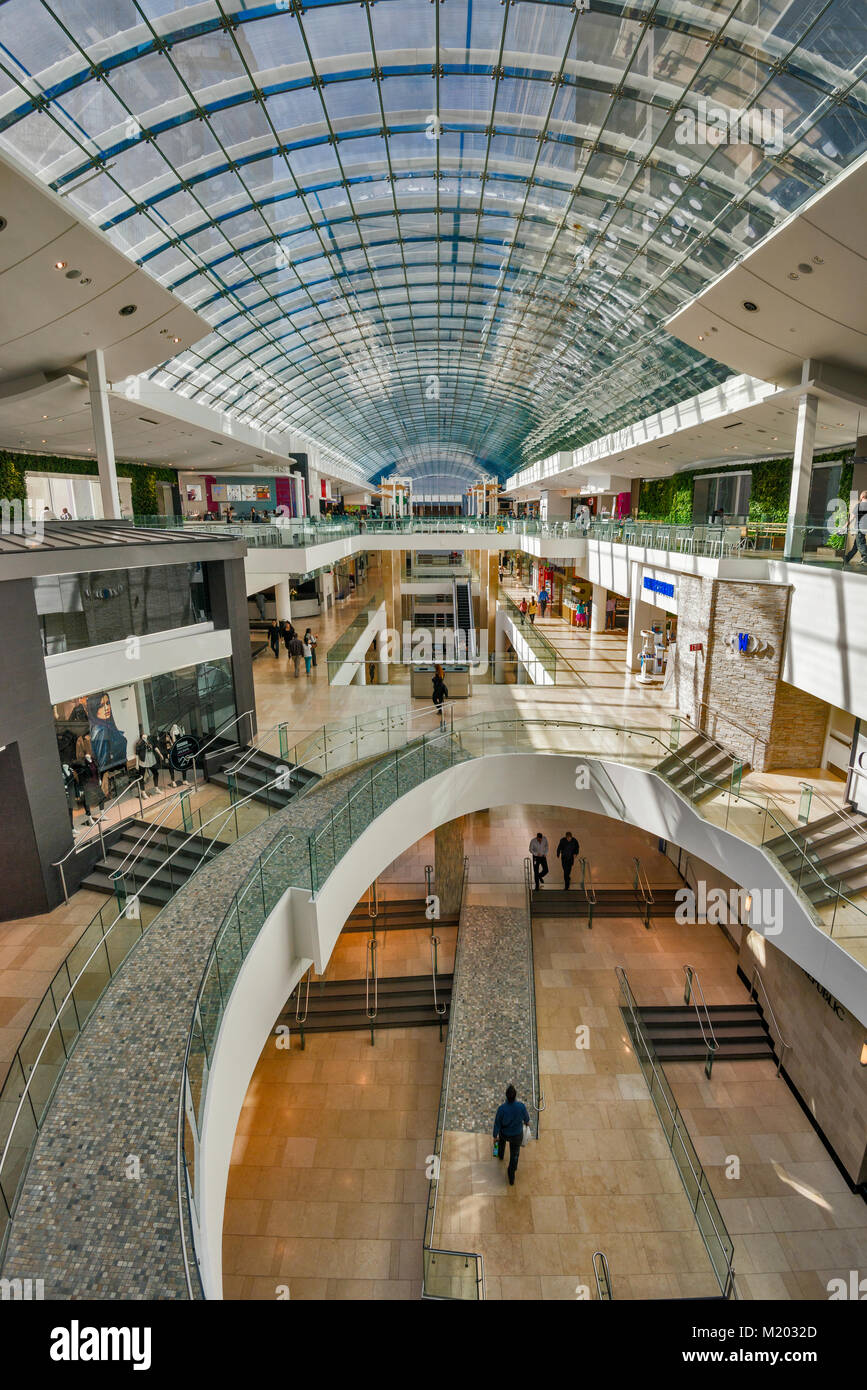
[435,816,465,916]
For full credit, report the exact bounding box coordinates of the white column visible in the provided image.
[376,626,390,685]
[785,387,818,559]
[86,349,121,520]
[590,583,606,634]
[353,659,367,686]
[627,591,657,672]
[274,580,292,623]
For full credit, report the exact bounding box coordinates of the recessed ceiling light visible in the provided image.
[743,301,758,312]
[54,260,66,270]
[79,277,91,286]
[788,272,799,280]
[812,255,824,265]
[65,268,81,280]
[119,303,137,316]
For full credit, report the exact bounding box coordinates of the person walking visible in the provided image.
[304,627,318,668]
[605,595,616,630]
[302,635,313,677]
[529,830,548,889]
[431,666,449,731]
[538,586,549,619]
[519,596,528,624]
[288,630,304,677]
[527,595,538,625]
[843,490,867,567]
[281,621,294,659]
[268,620,280,658]
[556,830,580,890]
[493,1084,530,1186]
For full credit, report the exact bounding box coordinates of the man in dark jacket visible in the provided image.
[493,1084,530,1186]
[556,831,580,890]
[288,631,304,677]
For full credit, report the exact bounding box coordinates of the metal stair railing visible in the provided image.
[615,967,736,1300]
[749,967,789,1076]
[632,857,655,929]
[682,965,720,1079]
[593,1251,613,1300]
[52,776,146,901]
[579,856,597,929]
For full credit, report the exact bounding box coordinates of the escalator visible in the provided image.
[453,577,476,661]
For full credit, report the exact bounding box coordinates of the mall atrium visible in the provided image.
[0,0,865,1329]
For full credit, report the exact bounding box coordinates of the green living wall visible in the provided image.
[0,450,177,517]
[637,451,852,524]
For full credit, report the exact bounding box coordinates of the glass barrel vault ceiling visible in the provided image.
[0,1,864,482]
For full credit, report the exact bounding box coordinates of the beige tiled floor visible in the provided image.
[429,808,867,1301]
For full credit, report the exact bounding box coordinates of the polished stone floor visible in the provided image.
[225,804,867,1301]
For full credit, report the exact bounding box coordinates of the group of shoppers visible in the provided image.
[267,619,317,677]
[528,829,580,889]
[517,585,550,625]
[134,726,185,794]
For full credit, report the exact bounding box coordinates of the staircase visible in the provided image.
[529,885,683,924]
[765,808,867,907]
[343,897,460,933]
[636,1002,776,1063]
[282,973,453,1033]
[211,746,320,808]
[80,819,230,906]
[653,734,747,806]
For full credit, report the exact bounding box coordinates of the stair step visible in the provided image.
[290,1007,450,1034]
[652,1041,775,1061]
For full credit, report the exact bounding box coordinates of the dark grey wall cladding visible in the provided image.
[444,907,535,1135]
[2,764,371,1300]
[0,579,73,917]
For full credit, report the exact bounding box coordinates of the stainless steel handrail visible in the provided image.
[295,967,311,1026]
[52,775,146,899]
[524,858,546,1123]
[189,708,255,781]
[750,966,789,1076]
[365,937,378,1021]
[109,784,193,884]
[683,964,720,1060]
[593,1251,613,1300]
[430,935,447,1017]
[579,857,597,904]
[799,782,867,845]
[632,856,655,927]
[697,702,767,768]
[615,966,735,1299]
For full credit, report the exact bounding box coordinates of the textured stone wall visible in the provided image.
[739,930,867,1184]
[673,574,714,727]
[435,815,465,915]
[676,577,830,772]
[766,678,829,769]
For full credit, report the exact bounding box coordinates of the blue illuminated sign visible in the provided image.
[643,577,675,598]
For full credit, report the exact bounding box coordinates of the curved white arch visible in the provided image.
[193,752,867,1297]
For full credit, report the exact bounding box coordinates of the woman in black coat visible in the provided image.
[268,620,280,658]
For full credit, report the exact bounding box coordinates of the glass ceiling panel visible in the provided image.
[0,0,864,479]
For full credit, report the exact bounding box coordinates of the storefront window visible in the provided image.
[53,658,237,820]
[35,562,211,655]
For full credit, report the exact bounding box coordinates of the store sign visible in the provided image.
[169,735,200,770]
[689,642,703,653]
[725,632,772,657]
[803,972,846,1021]
[643,577,675,598]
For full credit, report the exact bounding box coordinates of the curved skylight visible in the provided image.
[0,0,864,480]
